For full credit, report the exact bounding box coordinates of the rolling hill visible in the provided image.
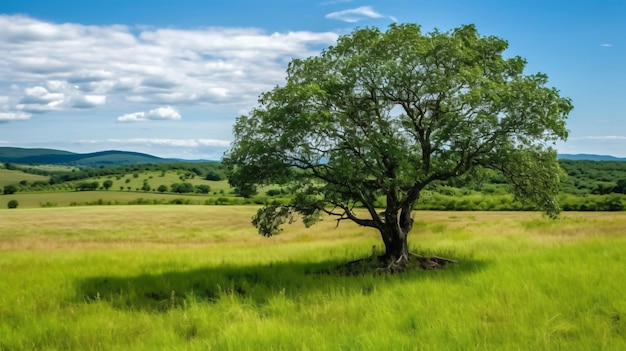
[0,147,174,166]
[2,147,624,167]
[557,154,626,161]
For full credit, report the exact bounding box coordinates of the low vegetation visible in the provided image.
[1,207,625,350]
[3,160,625,212]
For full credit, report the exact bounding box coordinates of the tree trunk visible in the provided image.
[380,224,409,263]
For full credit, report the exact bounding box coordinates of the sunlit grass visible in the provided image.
[0,168,48,187]
[1,207,626,350]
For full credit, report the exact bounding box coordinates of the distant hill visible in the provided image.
[558,154,626,162]
[0,147,183,166]
[1,147,624,166]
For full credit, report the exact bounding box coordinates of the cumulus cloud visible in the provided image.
[325,6,387,22]
[72,95,107,109]
[117,106,181,122]
[17,86,65,112]
[0,111,30,121]
[0,14,339,122]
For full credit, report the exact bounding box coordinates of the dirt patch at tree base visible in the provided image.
[323,254,458,276]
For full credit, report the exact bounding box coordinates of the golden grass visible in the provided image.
[2,206,625,253]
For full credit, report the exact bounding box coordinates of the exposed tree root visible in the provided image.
[328,252,458,276]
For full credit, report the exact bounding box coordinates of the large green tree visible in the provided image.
[224,24,572,264]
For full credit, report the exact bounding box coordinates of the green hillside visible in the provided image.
[0,147,176,166]
[0,168,49,187]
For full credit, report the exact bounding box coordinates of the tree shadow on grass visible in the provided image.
[75,257,489,312]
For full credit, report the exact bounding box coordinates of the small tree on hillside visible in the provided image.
[103,180,113,190]
[3,184,17,195]
[224,24,572,266]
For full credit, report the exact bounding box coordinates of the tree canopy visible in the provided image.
[224,23,572,264]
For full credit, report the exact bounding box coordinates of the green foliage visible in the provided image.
[170,182,195,194]
[251,202,294,237]
[233,183,258,198]
[559,160,626,195]
[75,181,99,191]
[6,199,18,208]
[225,23,572,253]
[3,184,17,194]
[102,179,113,190]
[194,184,211,194]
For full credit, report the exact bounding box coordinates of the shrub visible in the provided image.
[3,184,17,195]
[7,199,18,209]
[195,184,211,194]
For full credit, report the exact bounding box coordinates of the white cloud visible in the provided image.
[117,106,181,122]
[147,106,181,120]
[16,86,65,113]
[117,111,146,122]
[0,14,339,122]
[72,95,107,108]
[0,111,30,121]
[600,43,612,47]
[325,6,385,22]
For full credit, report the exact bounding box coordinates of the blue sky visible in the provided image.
[0,0,624,159]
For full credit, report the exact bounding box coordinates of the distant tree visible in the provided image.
[195,184,211,194]
[205,171,223,181]
[141,181,151,192]
[157,184,168,193]
[266,189,283,197]
[7,199,18,209]
[103,179,113,190]
[232,183,258,198]
[75,181,99,191]
[224,23,572,265]
[3,184,17,195]
[614,179,626,194]
[170,182,195,193]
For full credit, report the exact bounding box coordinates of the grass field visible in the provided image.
[1,207,626,350]
[0,168,48,187]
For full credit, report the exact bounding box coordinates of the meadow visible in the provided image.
[1,206,626,350]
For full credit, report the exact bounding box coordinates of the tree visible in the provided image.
[75,181,99,191]
[103,179,113,190]
[7,199,18,209]
[195,184,211,194]
[157,184,168,193]
[3,184,17,195]
[170,182,194,194]
[224,24,572,265]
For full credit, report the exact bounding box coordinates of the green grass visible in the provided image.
[92,170,228,193]
[1,207,626,350]
[0,168,49,187]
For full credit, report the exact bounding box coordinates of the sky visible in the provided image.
[0,0,624,160]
